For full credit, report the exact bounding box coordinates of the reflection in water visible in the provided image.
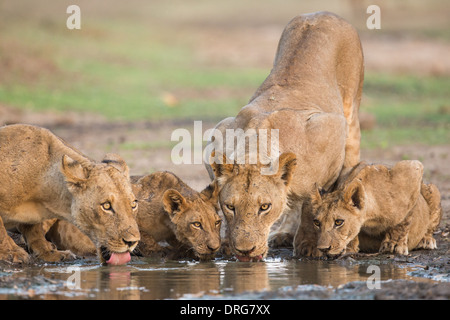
[221,262,269,293]
[0,257,428,300]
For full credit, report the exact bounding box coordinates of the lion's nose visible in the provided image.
[123,238,138,249]
[207,244,220,253]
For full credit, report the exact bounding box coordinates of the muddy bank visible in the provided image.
[222,280,450,300]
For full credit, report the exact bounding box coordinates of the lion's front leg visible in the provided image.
[18,223,76,262]
[379,213,413,255]
[269,201,302,248]
[294,201,321,257]
[343,96,361,169]
[45,220,96,256]
[0,216,30,263]
[345,236,360,254]
[136,232,170,256]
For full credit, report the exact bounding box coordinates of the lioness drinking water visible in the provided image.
[0,124,140,265]
[205,12,364,261]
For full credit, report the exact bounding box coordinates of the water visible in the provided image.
[0,256,435,300]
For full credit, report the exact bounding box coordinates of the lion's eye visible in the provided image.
[215,220,222,227]
[131,200,138,210]
[192,222,202,229]
[101,202,112,211]
[225,204,235,211]
[335,219,344,227]
[313,219,321,228]
[259,203,271,212]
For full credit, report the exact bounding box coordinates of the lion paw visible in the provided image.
[37,249,77,262]
[417,236,437,250]
[269,232,294,248]
[294,241,322,258]
[379,240,409,255]
[0,246,30,264]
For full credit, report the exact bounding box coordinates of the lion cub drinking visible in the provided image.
[0,124,140,264]
[294,160,442,258]
[131,171,221,260]
[45,171,222,261]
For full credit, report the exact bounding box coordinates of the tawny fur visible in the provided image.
[0,124,140,263]
[44,171,222,260]
[205,12,364,260]
[294,161,442,257]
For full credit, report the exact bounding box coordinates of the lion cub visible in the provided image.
[131,171,221,260]
[0,124,140,264]
[45,171,222,261]
[294,161,442,258]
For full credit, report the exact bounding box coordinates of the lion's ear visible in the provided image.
[311,185,323,207]
[210,152,236,181]
[274,152,297,186]
[200,181,219,204]
[344,180,365,210]
[102,153,130,178]
[61,155,90,192]
[163,189,188,219]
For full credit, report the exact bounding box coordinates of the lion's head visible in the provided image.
[162,183,222,260]
[61,153,140,264]
[211,152,297,261]
[310,179,366,257]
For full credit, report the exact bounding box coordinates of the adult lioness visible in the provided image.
[44,171,222,261]
[0,124,140,264]
[294,161,442,257]
[205,12,364,261]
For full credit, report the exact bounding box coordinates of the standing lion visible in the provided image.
[205,12,364,261]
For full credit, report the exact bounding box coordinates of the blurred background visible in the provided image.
[0,0,449,204]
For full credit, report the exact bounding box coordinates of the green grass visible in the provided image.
[360,73,450,148]
[0,16,267,121]
[0,1,449,149]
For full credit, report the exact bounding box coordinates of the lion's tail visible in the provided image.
[420,182,442,234]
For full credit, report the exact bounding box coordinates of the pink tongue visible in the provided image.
[106,252,131,265]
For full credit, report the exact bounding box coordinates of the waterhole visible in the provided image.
[0,256,438,300]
